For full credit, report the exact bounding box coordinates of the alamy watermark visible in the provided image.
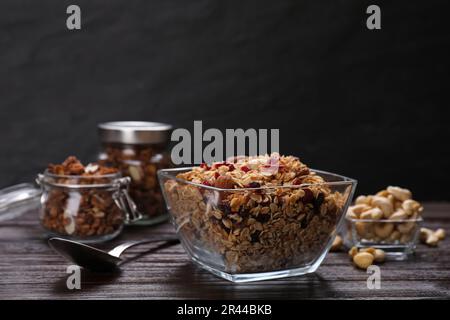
[171,121,279,165]
[66,5,81,30]
[66,265,81,290]
[366,265,381,289]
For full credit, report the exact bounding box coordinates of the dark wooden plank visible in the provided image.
[0,202,448,299]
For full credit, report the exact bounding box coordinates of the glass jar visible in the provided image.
[98,121,173,225]
[36,171,141,243]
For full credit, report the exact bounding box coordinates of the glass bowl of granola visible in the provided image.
[158,153,357,282]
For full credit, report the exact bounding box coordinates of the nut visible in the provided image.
[371,196,394,218]
[387,186,412,201]
[353,252,374,270]
[373,249,386,263]
[402,199,422,216]
[397,220,416,234]
[388,230,401,241]
[420,227,445,247]
[359,247,376,255]
[419,227,433,242]
[389,209,408,221]
[360,207,383,220]
[426,233,439,246]
[435,228,446,240]
[348,246,358,258]
[355,195,372,205]
[374,222,394,239]
[330,235,343,252]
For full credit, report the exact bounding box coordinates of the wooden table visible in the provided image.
[0,202,448,299]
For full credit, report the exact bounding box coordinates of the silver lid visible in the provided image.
[98,121,172,145]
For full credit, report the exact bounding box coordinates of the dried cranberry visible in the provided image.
[200,163,210,170]
[301,188,314,204]
[292,178,302,185]
[214,172,220,179]
[202,181,212,187]
[240,166,250,173]
[213,162,235,171]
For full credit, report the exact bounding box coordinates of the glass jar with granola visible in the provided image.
[36,156,141,243]
[98,121,173,225]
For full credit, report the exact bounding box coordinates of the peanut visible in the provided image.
[353,252,374,270]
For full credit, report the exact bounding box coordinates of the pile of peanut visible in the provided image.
[346,186,423,244]
[348,246,385,269]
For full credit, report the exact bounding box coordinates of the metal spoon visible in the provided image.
[48,236,179,272]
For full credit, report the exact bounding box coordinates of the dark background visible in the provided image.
[0,0,449,199]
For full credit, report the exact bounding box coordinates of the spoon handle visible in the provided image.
[108,237,179,258]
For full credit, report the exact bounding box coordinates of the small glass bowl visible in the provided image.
[158,167,357,282]
[345,217,423,260]
[36,170,141,243]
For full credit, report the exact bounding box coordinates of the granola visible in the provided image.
[40,156,124,238]
[163,153,346,273]
[100,144,172,221]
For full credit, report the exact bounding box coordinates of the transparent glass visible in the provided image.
[99,143,172,225]
[158,168,357,282]
[37,171,140,243]
[345,217,422,260]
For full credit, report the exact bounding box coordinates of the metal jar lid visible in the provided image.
[98,121,173,145]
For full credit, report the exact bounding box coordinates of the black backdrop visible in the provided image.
[0,0,449,200]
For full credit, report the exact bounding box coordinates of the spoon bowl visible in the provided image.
[48,236,179,272]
